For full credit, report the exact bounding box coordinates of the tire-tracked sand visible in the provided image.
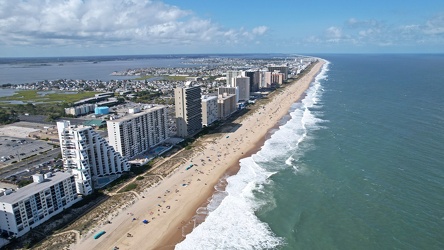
[72,60,324,250]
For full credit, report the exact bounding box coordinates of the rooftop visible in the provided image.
[202,95,217,101]
[83,119,106,127]
[107,105,167,123]
[0,172,74,204]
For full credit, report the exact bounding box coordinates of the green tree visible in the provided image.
[46,113,61,122]
[0,108,19,125]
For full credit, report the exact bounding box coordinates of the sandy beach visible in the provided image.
[71,59,324,250]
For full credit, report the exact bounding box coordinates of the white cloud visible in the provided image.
[252,26,268,35]
[0,0,267,49]
[358,28,380,37]
[423,13,444,35]
[306,14,444,49]
[399,24,420,32]
[326,26,342,39]
[325,26,348,43]
[346,18,380,29]
[304,36,322,44]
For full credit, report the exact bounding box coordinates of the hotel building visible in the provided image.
[245,70,260,92]
[233,76,251,102]
[265,71,284,87]
[217,93,237,120]
[218,87,239,103]
[226,70,244,87]
[267,65,289,80]
[57,121,129,195]
[0,172,79,238]
[64,104,95,116]
[107,106,169,159]
[259,70,269,89]
[201,95,218,127]
[175,84,203,138]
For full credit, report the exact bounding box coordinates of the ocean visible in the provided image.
[176,54,444,250]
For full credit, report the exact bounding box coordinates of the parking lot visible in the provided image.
[0,136,54,166]
[0,121,64,187]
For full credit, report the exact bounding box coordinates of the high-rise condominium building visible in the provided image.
[234,76,251,101]
[201,95,218,126]
[226,70,244,87]
[245,70,260,92]
[218,87,239,103]
[259,70,269,89]
[267,66,289,80]
[217,92,237,120]
[0,172,79,238]
[107,106,169,159]
[265,71,284,86]
[175,85,202,137]
[57,121,129,195]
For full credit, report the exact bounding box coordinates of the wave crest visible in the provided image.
[176,61,330,250]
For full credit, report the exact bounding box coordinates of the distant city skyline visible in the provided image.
[1,0,444,57]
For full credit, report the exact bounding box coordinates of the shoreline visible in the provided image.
[71,59,325,250]
[155,137,264,249]
[154,60,325,249]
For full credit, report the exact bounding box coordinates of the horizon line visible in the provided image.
[1,52,444,59]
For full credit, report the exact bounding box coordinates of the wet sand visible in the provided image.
[72,60,324,250]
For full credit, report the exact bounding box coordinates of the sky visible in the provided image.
[1,0,444,57]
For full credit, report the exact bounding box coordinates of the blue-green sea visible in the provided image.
[176,54,444,250]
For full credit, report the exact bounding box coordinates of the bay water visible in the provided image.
[0,56,187,85]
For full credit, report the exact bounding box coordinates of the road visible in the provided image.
[0,148,61,179]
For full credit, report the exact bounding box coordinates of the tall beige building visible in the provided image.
[267,65,289,80]
[226,70,244,87]
[272,72,284,85]
[218,87,239,103]
[234,76,250,101]
[265,71,284,86]
[217,93,237,120]
[175,85,202,137]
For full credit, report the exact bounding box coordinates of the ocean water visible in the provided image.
[176,54,444,250]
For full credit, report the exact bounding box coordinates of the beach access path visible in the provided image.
[71,59,325,250]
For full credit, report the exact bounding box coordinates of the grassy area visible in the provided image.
[104,173,132,192]
[119,183,138,193]
[134,75,156,80]
[165,75,187,81]
[0,90,100,103]
[131,164,152,175]
[134,75,187,81]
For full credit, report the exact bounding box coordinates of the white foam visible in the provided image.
[255,62,329,164]
[176,61,330,250]
[285,156,294,166]
[176,158,282,250]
